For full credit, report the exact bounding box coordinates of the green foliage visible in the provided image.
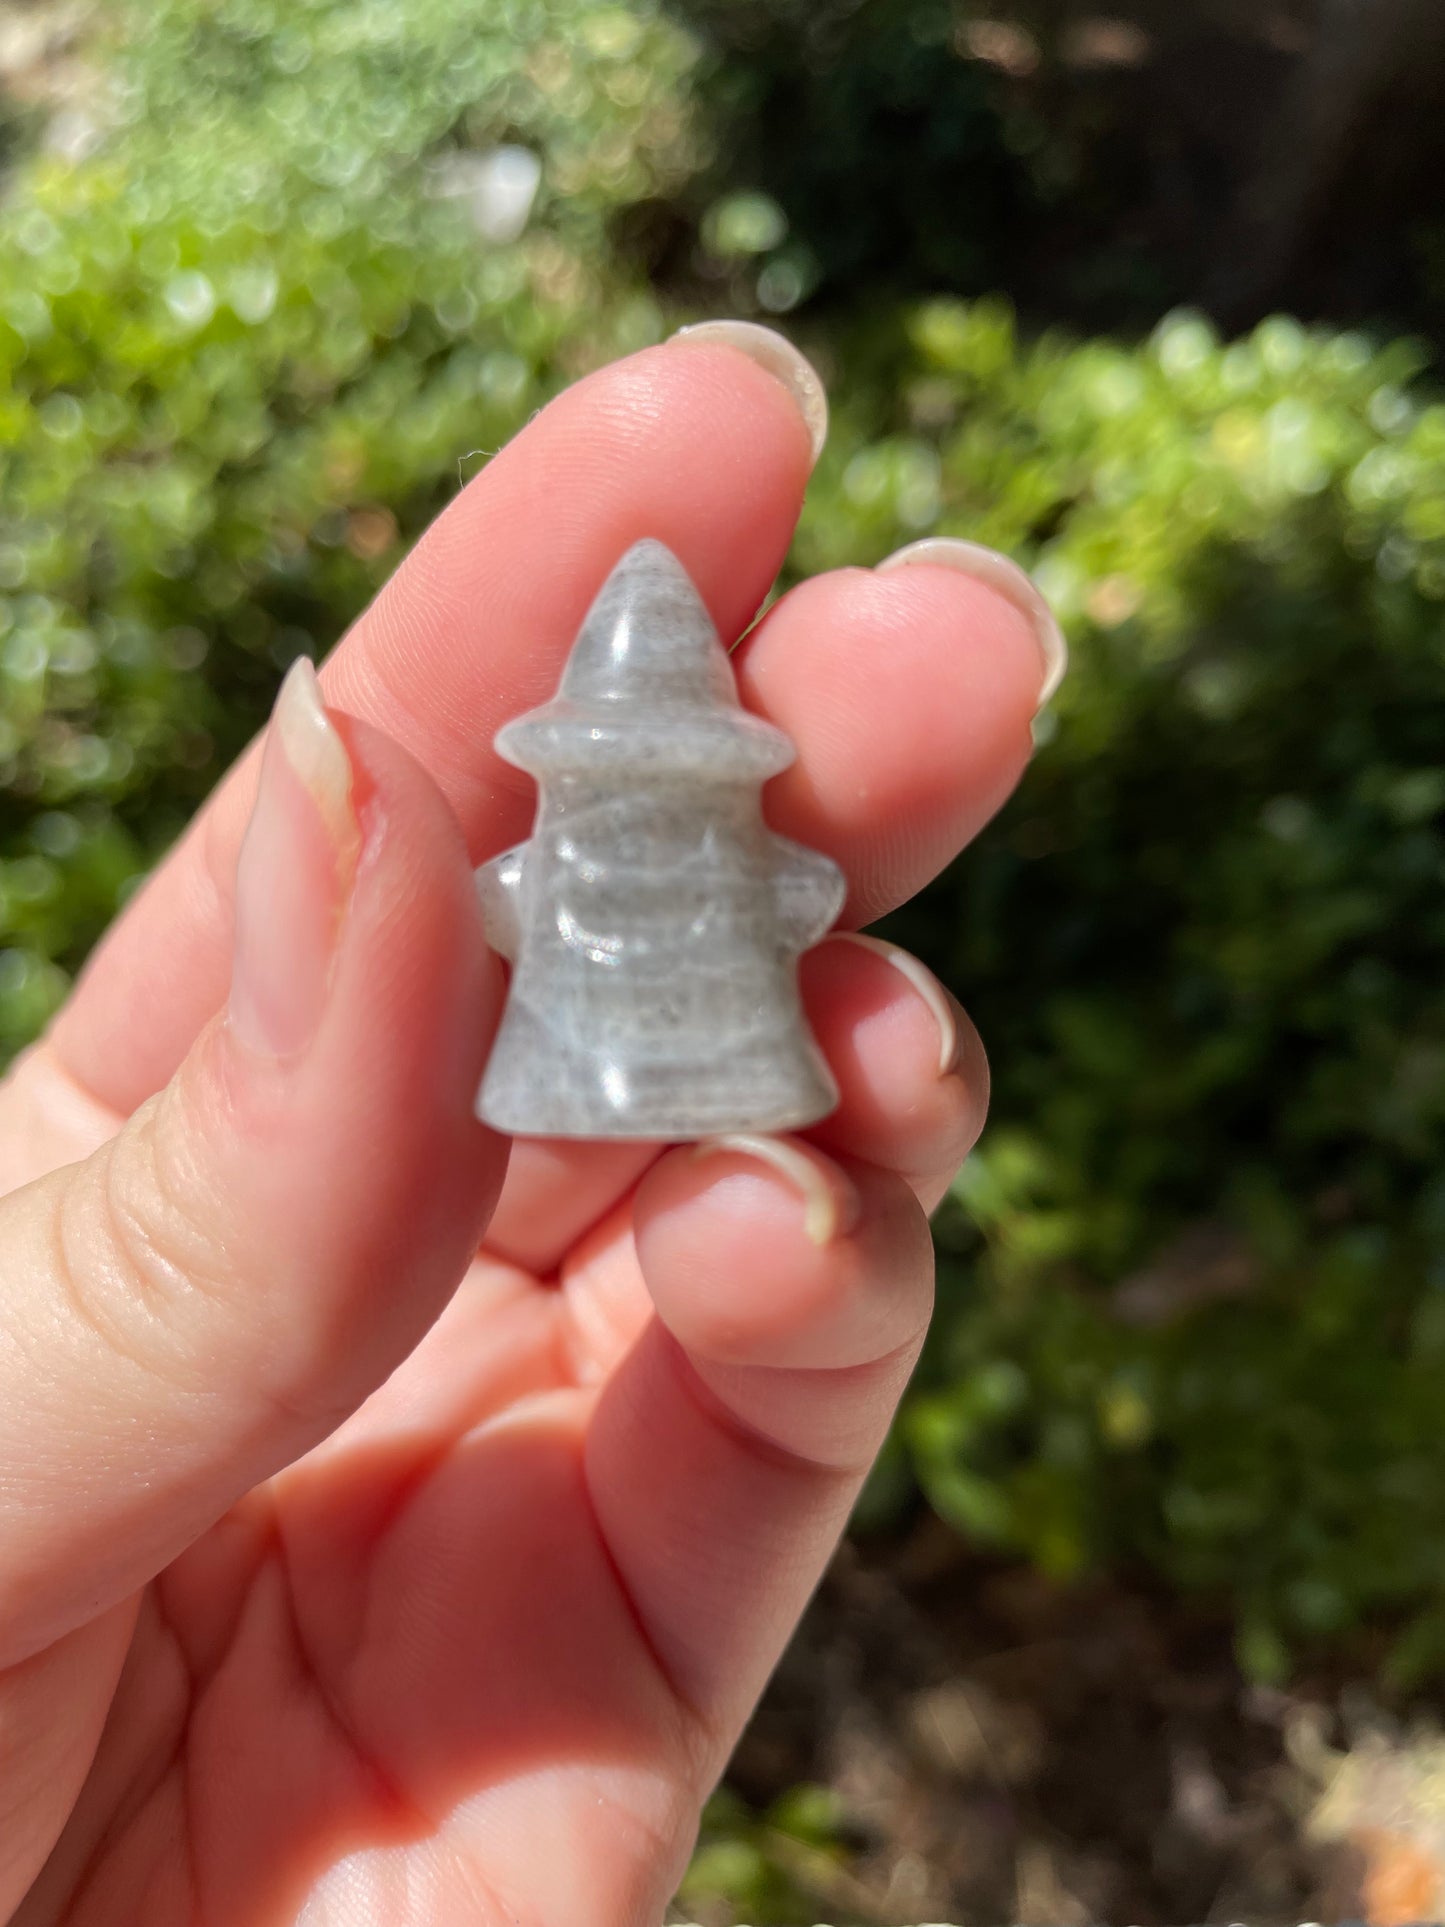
[676,1783,855,1923]
[0,0,695,1051]
[5,0,1445,1689]
[793,299,1445,1674]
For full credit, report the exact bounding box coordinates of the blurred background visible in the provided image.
[2,0,1445,1920]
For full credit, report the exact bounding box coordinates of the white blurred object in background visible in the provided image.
[428,144,542,244]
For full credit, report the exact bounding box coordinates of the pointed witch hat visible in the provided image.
[494,539,794,779]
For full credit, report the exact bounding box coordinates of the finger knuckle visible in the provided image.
[54,1092,238,1384]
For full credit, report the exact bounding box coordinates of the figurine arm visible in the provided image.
[771,836,847,952]
[475,844,527,961]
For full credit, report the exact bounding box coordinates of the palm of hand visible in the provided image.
[21,1244,706,1926]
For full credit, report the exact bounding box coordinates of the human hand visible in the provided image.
[0,326,1061,1925]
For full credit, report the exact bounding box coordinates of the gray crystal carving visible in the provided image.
[475,538,846,1140]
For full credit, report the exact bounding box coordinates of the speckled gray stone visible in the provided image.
[475,539,846,1140]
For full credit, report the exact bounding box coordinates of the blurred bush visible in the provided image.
[0,0,695,1052]
[678,1782,856,1923]
[795,299,1445,1683]
[5,0,1445,1688]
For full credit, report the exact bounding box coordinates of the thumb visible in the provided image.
[0,664,504,1667]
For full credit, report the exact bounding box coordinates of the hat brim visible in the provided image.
[495,699,796,779]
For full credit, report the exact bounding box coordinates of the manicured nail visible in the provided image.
[692,1133,858,1247]
[877,536,1068,708]
[228,659,361,1059]
[832,932,960,1076]
[670,319,829,466]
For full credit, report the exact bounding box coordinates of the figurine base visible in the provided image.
[477,1092,840,1143]
[476,1003,840,1141]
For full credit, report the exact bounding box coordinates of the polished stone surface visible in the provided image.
[476,539,845,1139]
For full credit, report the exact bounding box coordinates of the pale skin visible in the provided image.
[0,329,1059,1925]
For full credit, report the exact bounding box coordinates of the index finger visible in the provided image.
[47,329,822,1116]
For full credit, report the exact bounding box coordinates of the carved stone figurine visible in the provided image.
[475,538,846,1139]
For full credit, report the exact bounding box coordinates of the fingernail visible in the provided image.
[832,932,961,1076]
[228,659,361,1060]
[876,536,1068,709]
[691,1133,858,1247]
[669,319,829,466]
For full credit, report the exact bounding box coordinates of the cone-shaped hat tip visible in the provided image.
[558,536,731,710]
[495,537,795,778]
[614,536,692,578]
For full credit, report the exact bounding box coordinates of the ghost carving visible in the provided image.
[475,539,845,1139]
